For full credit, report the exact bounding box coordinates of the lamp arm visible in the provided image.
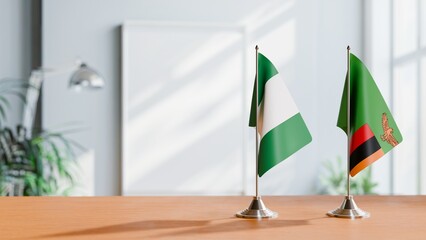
[22,72,42,137]
[34,60,81,78]
[21,61,79,137]
[21,60,103,136]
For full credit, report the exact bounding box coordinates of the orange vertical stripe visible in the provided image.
[350,149,385,177]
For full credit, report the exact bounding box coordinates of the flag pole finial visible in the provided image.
[347,45,351,51]
[255,45,259,50]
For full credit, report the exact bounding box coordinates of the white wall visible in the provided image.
[42,0,363,195]
[0,0,32,127]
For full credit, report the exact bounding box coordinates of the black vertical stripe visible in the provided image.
[350,136,381,170]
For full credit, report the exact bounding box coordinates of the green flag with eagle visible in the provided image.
[337,53,403,177]
[249,53,312,177]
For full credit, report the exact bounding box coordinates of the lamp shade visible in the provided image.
[69,63,104,90]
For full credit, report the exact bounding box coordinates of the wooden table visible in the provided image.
[1,196,425,239]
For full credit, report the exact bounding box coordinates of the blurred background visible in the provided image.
[0,0,424,196]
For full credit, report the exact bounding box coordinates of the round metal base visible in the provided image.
[327,195,370,219]
[236,196,278,219]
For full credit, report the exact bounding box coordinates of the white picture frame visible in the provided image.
[121,21,249,195]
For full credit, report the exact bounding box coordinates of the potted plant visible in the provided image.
[318,156,378,195]
[0,79,80,196]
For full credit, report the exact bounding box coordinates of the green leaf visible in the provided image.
[0,122,80,196]
[24,173,38,195]
[0,105,6,122]
[0,96,11,108]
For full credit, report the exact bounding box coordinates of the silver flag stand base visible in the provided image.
[327,195,370,219]
[236,196,278,219]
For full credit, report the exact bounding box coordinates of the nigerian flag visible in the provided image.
[337,53,403,177]
[249,53,312,177]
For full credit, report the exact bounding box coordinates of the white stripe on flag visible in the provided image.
[258,74,299,138]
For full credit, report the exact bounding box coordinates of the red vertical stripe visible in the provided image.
[350,124,375,154]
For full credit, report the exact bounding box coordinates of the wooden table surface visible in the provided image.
[1,196,425,239]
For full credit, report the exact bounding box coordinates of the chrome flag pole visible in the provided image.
[236,45,277,219]
[327,46,369,219]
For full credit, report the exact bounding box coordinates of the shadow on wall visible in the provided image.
[122,0,318,196]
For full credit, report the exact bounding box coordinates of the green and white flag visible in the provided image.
[249,53,312,177]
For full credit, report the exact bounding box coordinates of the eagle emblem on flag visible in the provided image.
[380,113,398,147]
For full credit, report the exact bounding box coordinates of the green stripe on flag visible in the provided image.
[249,53,279,127]
[258,113,312,177]
[257,53,279,104]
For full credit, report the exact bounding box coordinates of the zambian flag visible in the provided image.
[249,53,312,177]
[337,53,403,177]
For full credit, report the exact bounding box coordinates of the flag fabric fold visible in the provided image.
[337,53,403,177]
[249,53,312,177]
